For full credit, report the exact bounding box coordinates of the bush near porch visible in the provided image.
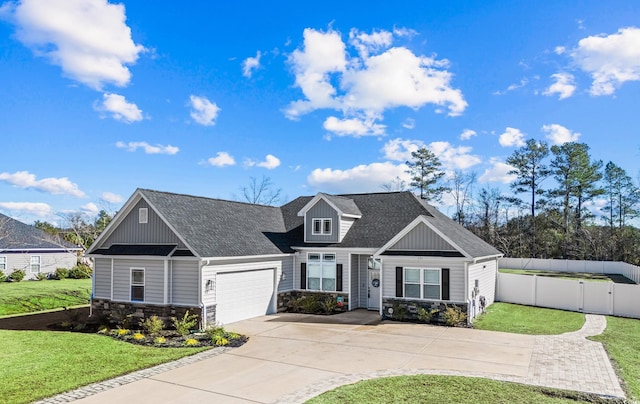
[382,298,469,327]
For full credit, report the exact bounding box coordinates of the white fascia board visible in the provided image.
[291,246,378,254]
[86,254,187,260]
[472,254,504,263]
[200,253,294,263]
[1,248,82,252]
[296,193,362,219]
[374,215,472,259]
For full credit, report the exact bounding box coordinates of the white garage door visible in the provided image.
[215,268,275,325]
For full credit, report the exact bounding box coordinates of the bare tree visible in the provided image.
[448,171,477,225]
[380,176,408,192]
[241,175,282,206]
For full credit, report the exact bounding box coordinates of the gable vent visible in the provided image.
[139,208,148,224]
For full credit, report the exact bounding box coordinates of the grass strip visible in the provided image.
[473,302,585,335]
[0,279,92,316]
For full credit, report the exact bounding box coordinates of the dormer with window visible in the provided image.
[298,193,362,243]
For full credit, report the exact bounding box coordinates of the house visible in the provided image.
[87,189,503,326]
[0,213,81,280]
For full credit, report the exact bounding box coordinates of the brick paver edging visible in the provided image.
[34,346,231,404]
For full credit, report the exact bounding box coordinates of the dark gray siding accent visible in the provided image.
[101,199,186,249]
[112,259,164,304]
[171,260,199,306]
[389,222,457,251]
[94,258,112,299]
[305,199,339,243]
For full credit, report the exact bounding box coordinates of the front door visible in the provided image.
[367,257,381,310]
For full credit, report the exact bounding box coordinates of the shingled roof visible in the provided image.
[0,213,80,251]
[94,189,501,259]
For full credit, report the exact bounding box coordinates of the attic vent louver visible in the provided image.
[139,208,148,224]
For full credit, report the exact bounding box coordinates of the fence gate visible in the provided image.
[581,282,613,315]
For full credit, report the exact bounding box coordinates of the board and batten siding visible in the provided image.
[93,258,112,299]
[100,199,186,248]
[112,259,165,304]
[468,259,498,306]
[388,222,456,252]
[171,260,199,306]
[381,257,466,302]
[1,251,77,279]
[305,199,339,243]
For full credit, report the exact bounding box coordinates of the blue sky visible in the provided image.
[1,0,639,225]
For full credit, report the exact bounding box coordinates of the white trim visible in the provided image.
[30,255,41,273]
[200,253,294,262]
[292,247,377,254]
[163,260,169,304]
[296,193,362,218]
[311,217,332,236]
[0,248,82,252]
[374,215,471,259]
[110,258,114,300]
[138,207,148,224]
[0,256,6,272]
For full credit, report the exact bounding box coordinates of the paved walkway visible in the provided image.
[37,311,625,403]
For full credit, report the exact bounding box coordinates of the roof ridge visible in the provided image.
[139,188,281,209]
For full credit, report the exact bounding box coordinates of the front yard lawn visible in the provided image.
[473,302,585,335]
[591,316,640,401]
[0,278,91,316]
[499,268,634,284]
[0,329,208,404]
[307,375,614,403]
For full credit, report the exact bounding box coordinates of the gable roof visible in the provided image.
[297,193,362,218]
[89,189,501,259]
[0,213,80,251]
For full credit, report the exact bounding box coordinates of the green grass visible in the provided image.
[499,268,634,284]
[591,316,640,401]
[306,375,612,403]
[0,329,208,404]
[473,302,585,335]
[0,278,92,316]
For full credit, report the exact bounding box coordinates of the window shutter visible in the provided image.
[300,263,306,289]
[441,268,450,300]
[336,264,343,291]
[395,267,403,297]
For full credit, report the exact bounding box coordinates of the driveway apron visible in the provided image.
[41,311,624,404]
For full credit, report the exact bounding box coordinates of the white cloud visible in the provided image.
[285,27,466,136]
[115,141,179,155]
[308,162,409,193]
[0,170,85,197]
[94,93,143,123]
[0,201,53,217]
[499,127,526,147]
[428,141,481,171]
[100,192,123,203]
[554,46,566,55]
[401,118,415,129]
[242,51,261,78]
[494,78,528,95]
[543,73,576,100]
[541,123,581,145]
[245,154,281,170]
[81,202,99,216]
[571,27,640,95]
[460,129,477,140]
[205,152,236,167]
[189,95,221,126]
[479,158,517,184]
[323,115,385,137]
[382,138,424,161]
[5,0,145,90]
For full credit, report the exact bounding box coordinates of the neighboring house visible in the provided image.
[87,189,502,326]
[0,213,81,279]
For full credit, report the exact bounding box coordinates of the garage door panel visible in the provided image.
[215,268,275,325]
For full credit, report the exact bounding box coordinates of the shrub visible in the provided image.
[0,272,6,282]
[113,328,130,337]
[34,272,48,281]
[443,305,468,327]
[133,332,145,340]
[417,307,439,323]
[391,303,408,321]
[205,325,225,340]
[321,296,338,313]
[184,338,199,346]
[54,267,69,280]
[154,336,166,345]
[140,315,164,336]
[213,335,228,346]
[9,269,26,282]
[68,264,92,279]
[300,295,322,314]
[171,311,198,336]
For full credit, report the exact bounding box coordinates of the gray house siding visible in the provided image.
[350,254,359,308]
[171,260,199,306]
[94,258,112,299]
[389,222,457,252]
[305,199,339,243]
[467,258,498,318]
[101,199,186,248]
[381,257,466,302]
[339,217,356,242]
[112,258,165,304]
[200,256,293,294]
[0,251,77,280]
[297,250,349,293]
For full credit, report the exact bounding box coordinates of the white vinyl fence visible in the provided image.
[497,258,640,319]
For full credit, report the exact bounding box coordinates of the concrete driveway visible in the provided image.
[68,310,623,403]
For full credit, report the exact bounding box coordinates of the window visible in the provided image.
[0,256,6,272]
[307,253,336,291]
[131,268,145,302]
[311,218,332,235]
[139,207,148,224]
[404,268,441,300]
[30,256,41,273]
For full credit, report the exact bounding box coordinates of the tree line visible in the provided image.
[401,142,640,265]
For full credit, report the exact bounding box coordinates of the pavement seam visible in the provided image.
[147,378,267,404]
